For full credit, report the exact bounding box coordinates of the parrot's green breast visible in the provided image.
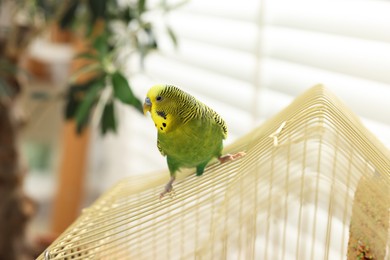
[158,116,224,175]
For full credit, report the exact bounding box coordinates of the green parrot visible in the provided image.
[143,84,245,198]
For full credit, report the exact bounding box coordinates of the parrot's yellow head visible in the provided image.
[143,84,189,133]
[143,84,165,115]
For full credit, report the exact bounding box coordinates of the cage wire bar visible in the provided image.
[39,85,390,260]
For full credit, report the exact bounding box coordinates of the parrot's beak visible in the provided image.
[143,97,152,115]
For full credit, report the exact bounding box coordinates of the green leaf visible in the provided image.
[65,77,103,119]
[59,0,79,29]
[167,26,178,48]
[122,7,134,23]
[100,101,117,134]
[74,79,105,133]
[111,72,143,112]
[138,0,147,15]
[88,0,107,23]
[65,85,87,120]
[144,27,158,49]
[93,34,109,59]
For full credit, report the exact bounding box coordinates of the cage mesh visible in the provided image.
[39,85,390,260]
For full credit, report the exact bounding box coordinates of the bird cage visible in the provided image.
[39,85,390,260]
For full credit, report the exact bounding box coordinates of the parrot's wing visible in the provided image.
[157,139,166,156]
[211,112,228,139]
[198,104,228,139]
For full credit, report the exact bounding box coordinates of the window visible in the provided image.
[95,0,390,188]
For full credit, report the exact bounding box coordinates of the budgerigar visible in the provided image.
[143,84,245,198]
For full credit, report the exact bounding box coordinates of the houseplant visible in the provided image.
[0,0,182,257]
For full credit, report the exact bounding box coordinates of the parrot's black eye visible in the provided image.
[156,96,163,101]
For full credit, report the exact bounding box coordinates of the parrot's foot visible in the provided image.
[160,183,173,199]
[218,151,246,164]
[160,176,176,199]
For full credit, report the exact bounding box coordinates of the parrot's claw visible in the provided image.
[218,151,246,164]
[160,183,173,199]
[159,177,175,199]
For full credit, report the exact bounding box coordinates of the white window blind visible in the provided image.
[92,0,390,189]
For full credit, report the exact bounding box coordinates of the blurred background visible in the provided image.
[0,0,390,258]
